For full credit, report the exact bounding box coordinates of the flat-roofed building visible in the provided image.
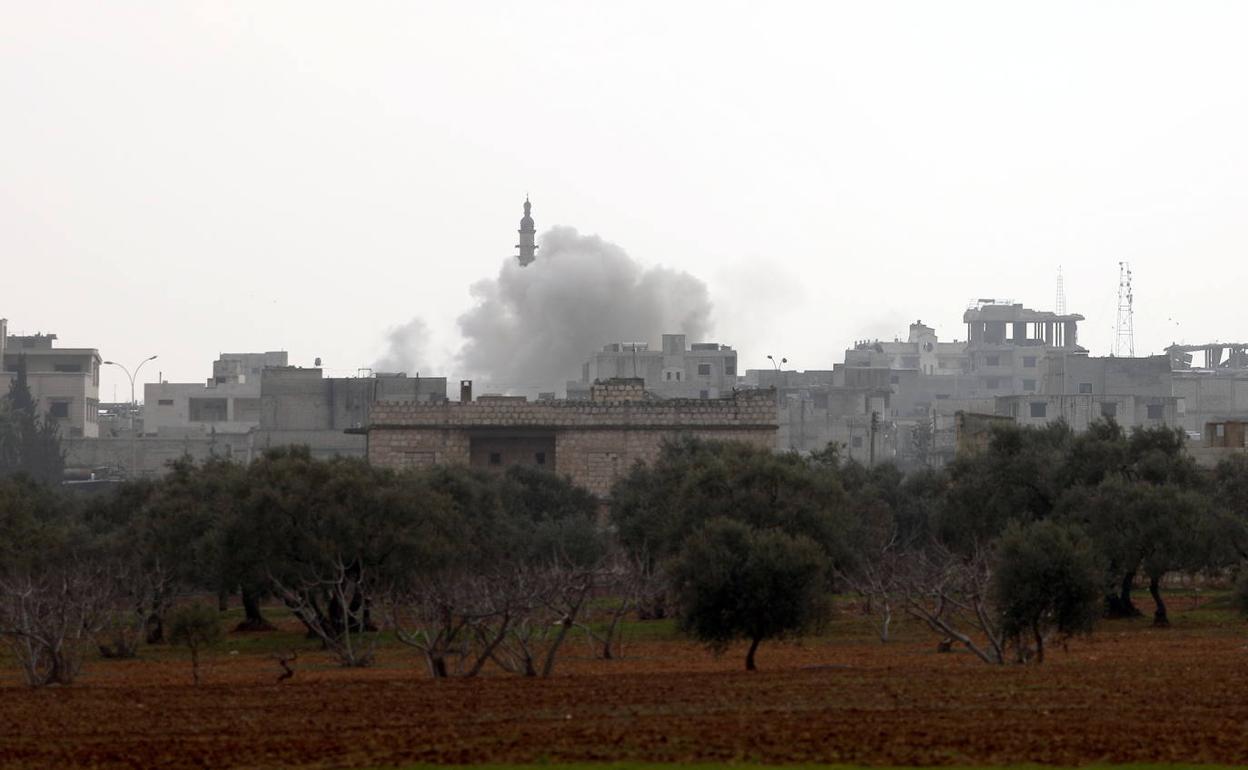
[1,330,102,438]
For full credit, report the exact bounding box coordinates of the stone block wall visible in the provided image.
[367,389,777,496]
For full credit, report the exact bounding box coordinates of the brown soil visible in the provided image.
[2,618,1246,768]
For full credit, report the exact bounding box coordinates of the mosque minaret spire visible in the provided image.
[516,195,537,266]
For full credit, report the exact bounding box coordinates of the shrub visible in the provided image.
[169,603,222,685]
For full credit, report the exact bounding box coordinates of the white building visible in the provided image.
[567,333,739,400]
[143,351,288,436]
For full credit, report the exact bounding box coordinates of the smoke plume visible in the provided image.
[457,226,713,393]
[373,317,432,375]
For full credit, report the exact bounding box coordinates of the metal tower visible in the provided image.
[1056,266,1067,315]
[1113,261,1135,357]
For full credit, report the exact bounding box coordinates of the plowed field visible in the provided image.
[2,610,1246,768]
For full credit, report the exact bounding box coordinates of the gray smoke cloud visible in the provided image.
[373,317,432,375]
[457,225,713,393]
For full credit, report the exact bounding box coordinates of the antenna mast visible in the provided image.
[1113,261,1135,357]
[1056,266,1066,315]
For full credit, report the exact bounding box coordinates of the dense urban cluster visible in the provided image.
[4,336,1248,687]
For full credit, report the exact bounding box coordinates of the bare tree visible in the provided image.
[0,562,115,686]
[97,557,175,658]
[894,543,1007,665]
[388,569,525,678]
[270,555,378,667]
[491,564,594,678]
[575,551,667,660]
[838,528,904,643]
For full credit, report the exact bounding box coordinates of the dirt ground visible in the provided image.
[2,605,1247,769]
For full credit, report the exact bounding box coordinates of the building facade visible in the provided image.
[253,367,447,458]
[366,378,777,497]
[567,334,739,401]
[143,351,290,436]
[1,330,102,438]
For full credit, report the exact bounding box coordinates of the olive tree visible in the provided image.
[671,518,828,671]
[991,520,1101,663]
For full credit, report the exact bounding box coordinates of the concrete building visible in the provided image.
[739,368,895,463]
[1,329,102,438]
[1165,342,1248,436]
[253,367,447,458]
[995,393,1178,431]
[963,300,1085,398]
[845,320,969,376]
[143,352,289,437]
[75,353,450,476]
[567,333,739,401]
[365,378,777,498]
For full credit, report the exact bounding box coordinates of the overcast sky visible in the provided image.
[3,2,1245,400]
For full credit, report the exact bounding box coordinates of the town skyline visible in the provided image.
[3,3,1245,401]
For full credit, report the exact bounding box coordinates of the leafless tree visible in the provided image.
[838,528,905,643]
[491,564,594,678]
[893,542,1007,665]
[388,568,527,678]
[270,555,378,667]
[97,557,175,658]
[0,562,115,686]
[575,551,668,659]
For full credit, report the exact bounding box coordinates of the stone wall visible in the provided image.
[367,388,778,497]
[64,433,253,478]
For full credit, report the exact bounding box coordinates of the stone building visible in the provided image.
[365,378,777,497]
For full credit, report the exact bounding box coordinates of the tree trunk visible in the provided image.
[1105,570,1142,618]
[745,637,762,671]
[191,647,200,686]
[1032,622,1045,664]
[145,613,165,645]
[235,589,276,632]
[1149,574,1170,627]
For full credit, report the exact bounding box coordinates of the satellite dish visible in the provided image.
[314,357,322,367]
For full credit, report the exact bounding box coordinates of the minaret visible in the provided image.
[516,196,537,266]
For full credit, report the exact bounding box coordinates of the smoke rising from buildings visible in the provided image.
[457,225,713,393]
[373,318,432,375]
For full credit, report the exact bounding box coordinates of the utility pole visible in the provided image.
[869,410,879,467]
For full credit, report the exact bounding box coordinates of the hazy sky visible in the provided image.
[3,2,1245,400]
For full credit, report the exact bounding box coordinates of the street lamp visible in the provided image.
[103,355,157,477]
[766,354,787,371]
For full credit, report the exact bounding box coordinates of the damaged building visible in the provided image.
[759,299,1245,468]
